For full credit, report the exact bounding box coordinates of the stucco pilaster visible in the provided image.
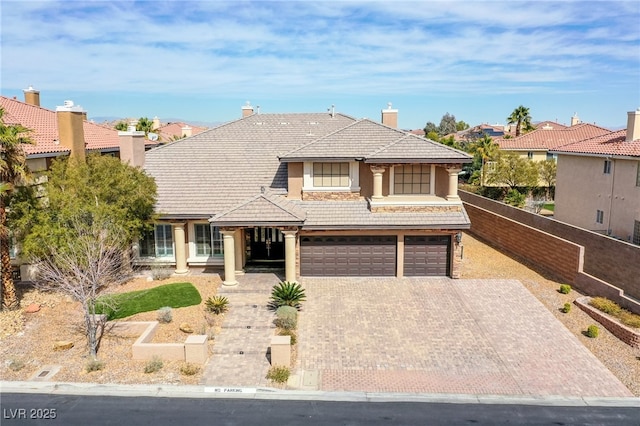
[234,229,245,275]
[283,230,298,283]
[221,230,238,286]
[446,168,461,201]
[370,165,387,200]
[173,223,189,275]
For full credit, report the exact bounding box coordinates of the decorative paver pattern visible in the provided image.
[296,277,633,397]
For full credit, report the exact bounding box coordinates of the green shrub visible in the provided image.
[619,311,640,329]
[562,303,571,314]
[586,325,599,338]
[151,265,173,281]
[205,295,229,315]
[504,189,526,208]
[179,362,200,376]
[278,328,297,345]
[157,306,173,323]
[266,366,290,384]
[85,359,105,372]
[269,281,306,310]
[144,356,164,374]
[590,297,622,316]
[8,359,25,372]
[559,284,571,295]
[274,306,298,329]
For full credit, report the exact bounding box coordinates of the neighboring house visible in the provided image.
[154,120,207,142]
[551,109,640,243]
[495,115,610,162]
[1,86,156,278]
[141,104,473,283]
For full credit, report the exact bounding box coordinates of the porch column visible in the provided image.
[446,168,461,201]
[221,229,238,286]
[370,165,386,200]
[234,229,244,275]
[282,230,297,283]
[173,223,189,275]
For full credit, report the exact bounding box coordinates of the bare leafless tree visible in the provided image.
[32,216,132,359]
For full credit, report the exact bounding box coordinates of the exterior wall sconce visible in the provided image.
[455,232,463,244]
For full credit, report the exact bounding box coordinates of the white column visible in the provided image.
[221,230,238,286]
[283,230,297,283]
[370,165,386,199]
[447,168,461,201]
[234,229,244,275]
[173,223,189,275]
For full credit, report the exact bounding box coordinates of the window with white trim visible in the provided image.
[393,165,431,195]
[313,162,349,187]
[603,159,612,174]
[139,224,174,257]
[596,210,604,224]
[194,224,223,256]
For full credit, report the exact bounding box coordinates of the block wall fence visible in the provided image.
[460,191,640,313]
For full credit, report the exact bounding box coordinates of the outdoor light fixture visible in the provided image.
[455,232,462,244]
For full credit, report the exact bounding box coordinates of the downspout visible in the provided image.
[607,158,615,235]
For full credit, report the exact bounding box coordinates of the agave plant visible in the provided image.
[269,281,306,310]
[204,295,229,315]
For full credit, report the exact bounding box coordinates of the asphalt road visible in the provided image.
[1,393,639,425]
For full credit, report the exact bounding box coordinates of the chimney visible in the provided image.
[23,85,40,106]
[56,100,86,162]
[152,116,160,130]
[242,101,254,118]
[627,108,640,142]
[570,112,581,126]
[118,121,146,167]
[181,125,192,138]
[381,102,398,128]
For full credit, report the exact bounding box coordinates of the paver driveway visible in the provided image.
[295,277,632,397]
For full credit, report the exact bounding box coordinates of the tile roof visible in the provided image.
[144,112,356,217]
[497,123,610,151]
[211,191,306,226]
[535,121,568,130]
[366,134,472,163]
[157,122,207,142]
[296,200,470,229]
[550,130,640,157]
[0,96,154,156]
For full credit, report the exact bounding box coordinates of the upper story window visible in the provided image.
[139,224,174,258]
[194,224,223,256]
[527,152,533,160]
[393,165,431,195]
[313,162,349,187]
[603,159,612,174]
[596,209,604,224]
[546,152,557,162]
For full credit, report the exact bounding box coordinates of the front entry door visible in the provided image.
[249,227,285,262]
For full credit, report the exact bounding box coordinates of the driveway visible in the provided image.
[294,277,632,397]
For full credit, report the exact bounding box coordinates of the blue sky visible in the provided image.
[1,1,639,129]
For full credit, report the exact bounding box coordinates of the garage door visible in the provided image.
[404,235,451,276]
[300,236,396,276]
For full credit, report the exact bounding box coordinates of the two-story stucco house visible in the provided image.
[551,109,640,244]
[141,104,473,283]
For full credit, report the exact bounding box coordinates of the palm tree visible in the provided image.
[0,107,34,310]
[507,105,533,137]
[469,134,498,186]
[136,117,154,138]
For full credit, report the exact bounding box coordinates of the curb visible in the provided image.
[2,381,639,408]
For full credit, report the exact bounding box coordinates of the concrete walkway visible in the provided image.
[294,278,633,398]
[200,273,280,387]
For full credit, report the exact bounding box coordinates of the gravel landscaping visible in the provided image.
[0,231,638,395]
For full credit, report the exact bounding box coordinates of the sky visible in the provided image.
[1,0,639,130]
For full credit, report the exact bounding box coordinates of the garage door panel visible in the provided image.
[301,236,396,276]
[404,235,451,277]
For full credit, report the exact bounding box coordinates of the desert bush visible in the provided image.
[144,356,163,374]
[179,362,200,376]
[619,311,640,329]
[8,359,25,372]
[590,297,622,316]
[559,284,571,295]
[205,295,229,315]
[278,329,297,345]
[562,303,571,314]
[269,281,306,310]
[157,306,173,323]
[151,265,173,281]
[266,366,290,384]
[85,359,105,372]
[274,306,298,330]
[586,325,599,338]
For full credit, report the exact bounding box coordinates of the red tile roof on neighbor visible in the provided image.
[535,121,568,130]
[496,123,611,151]
[0,96,149,156]
[551,130,640,158]
[157,122,207,142]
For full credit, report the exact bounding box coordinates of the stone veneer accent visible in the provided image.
[302,191,361,201]
[370,205,462,213]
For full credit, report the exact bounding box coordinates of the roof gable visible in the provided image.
[366,134,472,163]
[211,192,306,226]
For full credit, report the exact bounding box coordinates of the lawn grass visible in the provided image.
[542,203,555,212]
[95,282,202,320]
